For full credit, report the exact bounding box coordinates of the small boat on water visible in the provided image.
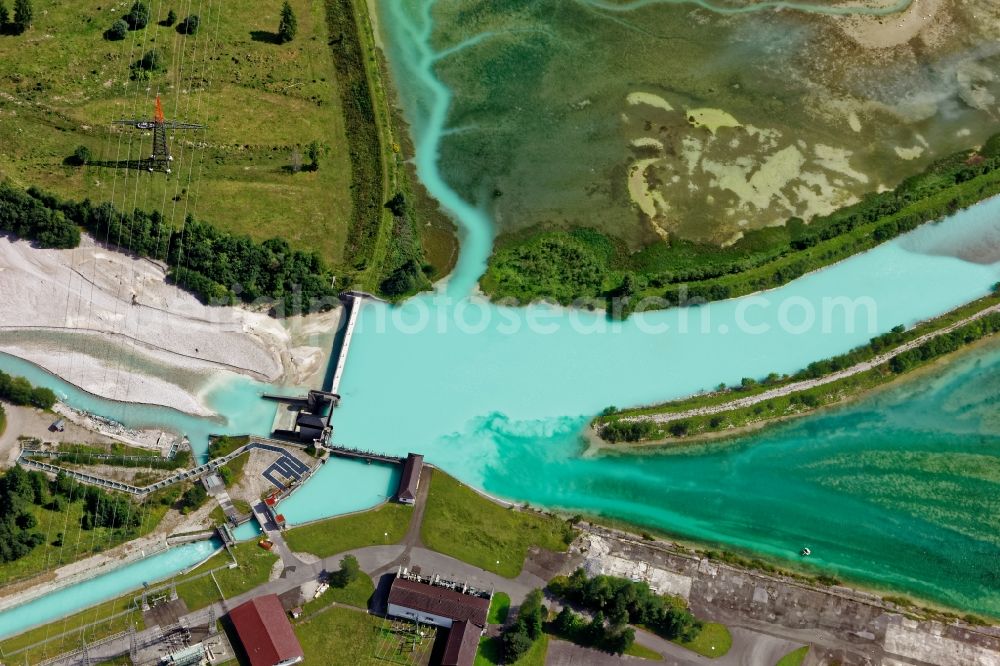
[801,547,812,556]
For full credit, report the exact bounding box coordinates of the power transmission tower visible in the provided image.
[114,95,204,174]
[129,624,138,663]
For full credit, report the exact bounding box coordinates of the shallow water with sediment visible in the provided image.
[390,0,1000,246]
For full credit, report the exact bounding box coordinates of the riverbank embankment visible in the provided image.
[597,291,1000,445]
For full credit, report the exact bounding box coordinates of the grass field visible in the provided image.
[207,435,248,459]
[674,622,732,658]
[420,471,574,578]
[303,570,374,611]
[174,540,277,610]
[283,502,412,557]
[0,592,143,664]
[488,592,511,624]
[0,493,168,585]
[776,646,810,666]
[0,0,354,266]
[220,452,249,487]
[625,641,664,660]
[294,606,406,666]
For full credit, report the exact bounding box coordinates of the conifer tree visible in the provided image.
[278,1,296,43]
[13,0,32,33]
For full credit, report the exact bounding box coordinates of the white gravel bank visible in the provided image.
[0,235,341,415]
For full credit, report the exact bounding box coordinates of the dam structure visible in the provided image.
[266,292,367,444]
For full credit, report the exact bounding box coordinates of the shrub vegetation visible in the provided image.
[600,298,1000,443]
[501,589,546,662]
[124,1,149,30]
[177,14,198,34]
[12,0,31,33]
[0,370,56,409]
[549,569,702,642]
[104,19,127,40]
[549,606,636,655]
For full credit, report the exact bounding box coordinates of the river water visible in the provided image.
[6,159,998,637]
[4,0,1000,639]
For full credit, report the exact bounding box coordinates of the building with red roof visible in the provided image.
[387,577,489,628]
[397,453,424,504]
[228,594,304,666]
[440,620,480,666]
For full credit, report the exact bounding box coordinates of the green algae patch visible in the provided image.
[628,91,675,112]
[401,0,1000,251]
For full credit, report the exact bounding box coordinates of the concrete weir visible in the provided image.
[330,292,364,395]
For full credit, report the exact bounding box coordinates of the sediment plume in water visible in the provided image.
[382,0,1000,253]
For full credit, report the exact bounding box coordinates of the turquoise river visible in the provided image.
[3,0,1000,639]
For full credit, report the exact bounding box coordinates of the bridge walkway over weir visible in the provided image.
[326,445,403,465]
[329,293,363,395]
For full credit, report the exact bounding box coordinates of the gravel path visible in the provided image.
[628,301,1000,425]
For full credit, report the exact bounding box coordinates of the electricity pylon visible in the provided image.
[114,95,204,174]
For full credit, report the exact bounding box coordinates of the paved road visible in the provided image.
[252,501,303,569]
[632,626,803,666]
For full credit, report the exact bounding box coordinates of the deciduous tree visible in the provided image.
[105,18,128,40]
[178,14,198,34]
[125,1,149,30]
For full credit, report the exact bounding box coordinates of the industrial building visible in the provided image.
[228,594,304,666]
[386,570,491,666]
[397,453,424,504]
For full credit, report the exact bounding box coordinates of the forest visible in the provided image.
[0,467,139,563]
[0,182,339,311]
